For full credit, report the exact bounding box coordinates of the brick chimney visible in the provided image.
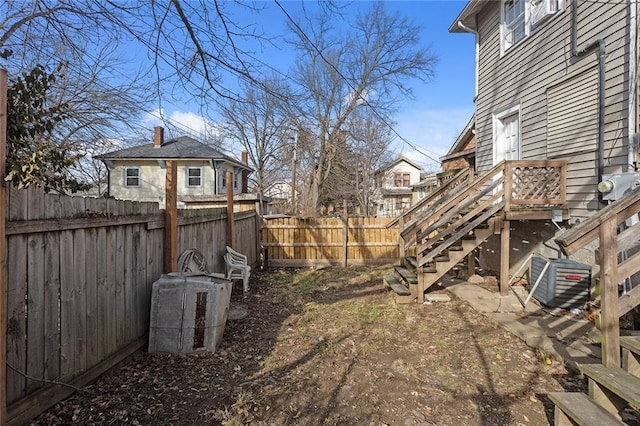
[241,151,248,164]
[154,126,164,148]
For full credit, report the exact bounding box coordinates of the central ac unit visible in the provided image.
[531,0,558,26]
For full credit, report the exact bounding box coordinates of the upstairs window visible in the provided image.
[501,0,564,55]
[393,173,411,187]
[186,167,202,187]
[124,167,140,187]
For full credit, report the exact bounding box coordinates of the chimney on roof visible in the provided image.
[154,126,164,148]
[241,151,248,164]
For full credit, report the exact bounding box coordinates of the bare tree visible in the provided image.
[285,1,437,217]
[219,77,292,198]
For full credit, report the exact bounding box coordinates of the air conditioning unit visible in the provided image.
[531,0,558,26]
[530,257,591,309]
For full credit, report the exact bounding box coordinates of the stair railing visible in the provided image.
[555,184,640,367]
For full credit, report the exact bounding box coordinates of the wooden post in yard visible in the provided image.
[342,200,348,267]
[0,68,8,426]
[164,160,178,273]
[226,171,235,249]
[499,220,510,296]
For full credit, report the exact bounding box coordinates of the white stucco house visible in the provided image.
[95,127,253,209]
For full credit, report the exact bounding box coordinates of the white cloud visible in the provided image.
[393,106,474,170]
[143,108,222,139]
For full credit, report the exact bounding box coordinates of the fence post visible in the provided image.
[342,200,348,267]
[0,68,8,425]
[600,217,620,367]
[164,160,178,273]
[226,171,235,249]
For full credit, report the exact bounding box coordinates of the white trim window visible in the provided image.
[186,167,203,187]
[124,167,140,187]
[500,0,564,55]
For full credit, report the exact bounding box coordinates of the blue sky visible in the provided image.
[148,1,476,171]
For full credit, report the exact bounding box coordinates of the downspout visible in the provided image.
[572,0,606,200]
[457,20,480,99]
[629,0,638,172]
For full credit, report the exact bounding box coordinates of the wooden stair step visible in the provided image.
[461,233,477,240]
[449,245,464,251]
[549,392,625,426]
[434,255,450,262]
[394,266,418,285]
[404,256,417,269]
[424,265,438,273]
[383,274,411,296]
[620,336,640,378]
[578,363,640,410]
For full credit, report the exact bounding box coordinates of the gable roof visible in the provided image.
[440,114,475,161]
[374,156,423,175]
[95,136,253,171]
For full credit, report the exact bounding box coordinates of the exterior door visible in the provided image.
[495,111,520,164]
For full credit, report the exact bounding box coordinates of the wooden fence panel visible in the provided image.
[5,186,260,423]
[261,217,399,267]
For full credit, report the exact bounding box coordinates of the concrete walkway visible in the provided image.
[439,278,601,370]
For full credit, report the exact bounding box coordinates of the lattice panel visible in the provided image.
[511,165,563,205]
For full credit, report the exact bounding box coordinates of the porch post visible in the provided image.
[600,218,620,367]
[499,220,510,296]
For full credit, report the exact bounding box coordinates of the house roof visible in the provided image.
[440,114,475,161]
[374,155,423,175]
[95,136,253,171]
[448,0,487,33]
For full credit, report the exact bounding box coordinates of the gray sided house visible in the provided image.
[96,127,253,209]
[451,0,640,269]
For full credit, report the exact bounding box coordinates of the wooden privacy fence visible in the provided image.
[4,186,258,425]
[262,217,400,267]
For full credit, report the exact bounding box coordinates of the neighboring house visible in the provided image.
[439,114,476,179]
[263,180,295,215]
[450,0,640,269]
[374,156,423,218]
[411,172,439,204]
[95,127,253,209]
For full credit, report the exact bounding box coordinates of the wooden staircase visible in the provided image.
[385,160,567,304]
[550,184,640,424]
[549,335,640,425]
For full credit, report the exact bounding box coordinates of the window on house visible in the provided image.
[187,167,202,187]
[501,0,563,54]
[124,167,140,187]
[393,173,411,187]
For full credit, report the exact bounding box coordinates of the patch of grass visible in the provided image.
[293,270,322,295]
[343,302,384,325]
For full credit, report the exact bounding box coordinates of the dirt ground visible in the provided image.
[32,265,587,425]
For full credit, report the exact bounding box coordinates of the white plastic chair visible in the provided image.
[225,246,251,294]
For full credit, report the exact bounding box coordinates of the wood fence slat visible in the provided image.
[26,233,45,392]
[103,228,117,356]
[115,226,126,348]
[43,232,60,381]
[85,227,99,368]
[72,230,87,376]
[6,236,27,402]
[59,230,74,380]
